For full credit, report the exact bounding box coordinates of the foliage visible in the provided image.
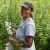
[0,0,50,50]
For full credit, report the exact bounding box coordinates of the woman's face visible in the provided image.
[21,7,32,19]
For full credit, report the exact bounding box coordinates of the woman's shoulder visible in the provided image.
[26,17,35,24]
[25,17,35,27]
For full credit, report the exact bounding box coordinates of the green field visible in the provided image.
[0,0,50,50]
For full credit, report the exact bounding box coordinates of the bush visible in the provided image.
[0,0,50,50]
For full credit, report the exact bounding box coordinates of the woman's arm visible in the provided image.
[22,24,35,48]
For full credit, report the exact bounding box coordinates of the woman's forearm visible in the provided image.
[22,36,33,48]
[22,41,32,48]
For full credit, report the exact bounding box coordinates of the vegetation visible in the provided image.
[0,0,50,50]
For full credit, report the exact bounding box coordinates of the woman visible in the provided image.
[10,1,36,50]
[16,2,36,50]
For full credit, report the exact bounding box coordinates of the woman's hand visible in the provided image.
[9,38,19,45]
[9,38,24,46]
[11,28,16,35]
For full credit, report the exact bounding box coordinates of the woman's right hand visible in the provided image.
[9,38,24,46]
[11,28,16,35]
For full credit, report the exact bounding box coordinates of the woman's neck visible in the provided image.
[23,16,31,20]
